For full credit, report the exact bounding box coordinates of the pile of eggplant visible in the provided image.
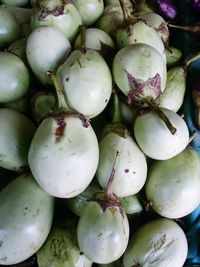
[0,0,200,266]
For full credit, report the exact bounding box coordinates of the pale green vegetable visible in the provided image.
[31,0,82,42]
[115,18,166,61]
[37,215,92,267]
[97,131,147,197]
[26,26,71,85]
[66,179,102,217]
[120,195,143,215]
[7,37,27,62]
[31,91,58,124]
[133,107,189,160]
[123,218,188,267]
[156,66,186,112]
[74,0,104,25]
[28,66,99,199]
[56,49,112,118]
[112,43,167,104]
[165,46,183,68]
[73,27,115,61]
[0,108,36,171]
[135,11,169,44]
[0,52,30,103]
[118,101,139,128]
[0,7,21,47]
[77,199,130,264]
[105,0,134,14]
[28,114,99,198]
[0,4,32,23]
[95,5,124,38]
[0,173,54,265]
[0,0,29,7]
[145,148,200,218]
[74,27,115,50]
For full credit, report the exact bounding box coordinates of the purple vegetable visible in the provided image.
[192,0,200,14]
[154,0,177,20]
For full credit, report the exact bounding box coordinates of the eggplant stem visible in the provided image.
[168,23,200,34]
[188,132,197,144]
[184,51,200,67]
[105,151,119,198]
[46,71,70,110]
[144,99,177,135]
[119,0,131,21]
[80,25,87,52]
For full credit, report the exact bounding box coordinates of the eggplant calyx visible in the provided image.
[91,192,124,218]
[126,71,162,104]
[51,110,89,142]
[101,123,130,139]
[34,0,70,20]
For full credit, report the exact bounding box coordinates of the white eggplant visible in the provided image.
[0,108,36,171]
[145,148,200,218]
[74,0,104,26]
[56,49,112,118]
[133,107,189,160]
[112,43,167,104]
[26,26,71,85]
[123,218,188,267]
[0,173,54,265]
[28,113,99,198]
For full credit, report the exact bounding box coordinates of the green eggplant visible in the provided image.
[156,66,186,112]
[145,147,200,219]
[37,213,92,267]
[0,108,36,171]
[0,172,55,265]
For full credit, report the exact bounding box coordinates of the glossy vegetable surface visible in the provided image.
[0,173,54,265]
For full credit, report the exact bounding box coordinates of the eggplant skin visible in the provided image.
[0,173,54,265]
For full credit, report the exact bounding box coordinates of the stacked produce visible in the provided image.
[0,0,200,266]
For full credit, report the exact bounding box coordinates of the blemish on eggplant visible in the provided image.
[125,169,129,173]
[42,156,49,160]
[33,209,40,218]
[98,232,103,238]
[23,206,31,216]
[153,234,167,251]
[0,257,7,262]
[54,113,66,141]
